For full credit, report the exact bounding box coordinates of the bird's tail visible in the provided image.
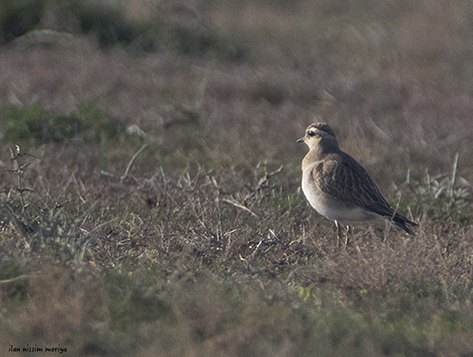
[392,212,417,235]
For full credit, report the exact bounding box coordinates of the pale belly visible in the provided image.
[301,167,385,226]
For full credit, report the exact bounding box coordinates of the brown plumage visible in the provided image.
[298,123,417,237]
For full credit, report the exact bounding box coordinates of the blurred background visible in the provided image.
[0,0,472,185]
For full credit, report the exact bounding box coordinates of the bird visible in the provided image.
[297,123,417,244]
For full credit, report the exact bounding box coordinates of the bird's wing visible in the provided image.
[310,155,395,218]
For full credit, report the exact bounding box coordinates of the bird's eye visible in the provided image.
[307,130,316,137]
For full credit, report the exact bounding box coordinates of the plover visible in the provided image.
[298,123,417,243]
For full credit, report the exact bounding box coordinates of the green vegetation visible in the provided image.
[0,98,126,145]
[0,0,248,60]
[1,1,473,356]
[0,0,44,43]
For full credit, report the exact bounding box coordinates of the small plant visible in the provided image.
[396,154,472,224]
[1,146,97,273]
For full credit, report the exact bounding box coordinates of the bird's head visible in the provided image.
[297,123,339,152]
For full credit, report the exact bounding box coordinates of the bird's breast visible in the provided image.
[301,164,384,225]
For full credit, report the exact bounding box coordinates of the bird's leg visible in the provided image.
[345,226,352,246]
[335,221,351,246]
[335,220,342,246]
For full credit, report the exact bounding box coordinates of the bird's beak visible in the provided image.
[296,137,305,143]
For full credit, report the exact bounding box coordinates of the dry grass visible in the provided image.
[1,1,473,356]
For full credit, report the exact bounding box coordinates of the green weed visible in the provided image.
[0,98,126,146]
